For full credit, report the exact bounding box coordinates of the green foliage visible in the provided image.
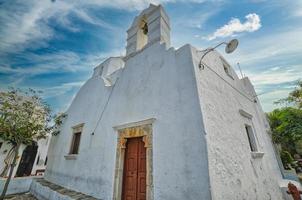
[52,112,67,136]
[0,88,60,199]
[268,107,302,154]
[275,80,302,109]
[0,88,51,146]
[280,150,294,168]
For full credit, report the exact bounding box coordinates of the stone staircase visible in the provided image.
[30,178,100,200]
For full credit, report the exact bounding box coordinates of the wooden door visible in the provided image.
[122,137,146,200]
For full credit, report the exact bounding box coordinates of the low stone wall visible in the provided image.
[0,177,33,195]
[30,178,71,200]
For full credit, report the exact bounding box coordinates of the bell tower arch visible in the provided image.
[126,4,171,56]
[137,15,148,50]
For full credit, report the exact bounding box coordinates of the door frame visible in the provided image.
[113,118,155,200]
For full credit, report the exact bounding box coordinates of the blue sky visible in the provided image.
[0,0,301,113]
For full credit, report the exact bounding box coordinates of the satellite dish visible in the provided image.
[225,39,239,54]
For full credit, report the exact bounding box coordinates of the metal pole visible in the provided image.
[200,42,227,60]
[237,62,244,78]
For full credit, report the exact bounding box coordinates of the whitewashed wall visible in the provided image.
[44,41,286,200]
[191,48,284,200]
[31,136,51,176]
[45,42,211,200]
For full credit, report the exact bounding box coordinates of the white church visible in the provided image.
[30,4,297,200]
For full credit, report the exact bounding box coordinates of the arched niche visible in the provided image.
[136,16,148,51]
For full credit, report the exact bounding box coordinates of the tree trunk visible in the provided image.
[0,147,15,177]
[0,144,20,200]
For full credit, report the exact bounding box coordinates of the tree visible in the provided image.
[275,80,302,109]
[51,112,67,136]
[268,107,302,155]
[0,89,51,200]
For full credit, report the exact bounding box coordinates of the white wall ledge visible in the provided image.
[239,109,253,119]
[64,154,77,160]
[113,118,156,130]
[251,152,264,159]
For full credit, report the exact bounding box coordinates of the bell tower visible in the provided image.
[126,4,171,56]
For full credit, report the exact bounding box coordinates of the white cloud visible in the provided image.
[206,13,261,40]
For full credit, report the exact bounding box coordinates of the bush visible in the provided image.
[280,150,294,169]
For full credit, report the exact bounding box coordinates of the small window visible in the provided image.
[69,123,84,155]
[0,142,2,149]
[44,156,48,166]
[245,125,257,152]
[220,57,233,79]
[69,132,82,154]
[223,63,230,74]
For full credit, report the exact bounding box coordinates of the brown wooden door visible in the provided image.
[122,137,146,200]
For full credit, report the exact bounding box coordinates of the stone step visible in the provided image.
[30,178,101,200]
[4,193,37,200]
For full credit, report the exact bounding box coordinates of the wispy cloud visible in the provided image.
[206,13,261,40]
[247,65,301,86]
[175,8,220,30]
[80,0,209,10]
[291,1,302,17]
[0,0,212,55]
[227,28,302,89]
[0,51,84,75]
[224,27,302,111]
[0,0,119,55]
[0,0,53,54]
[241,62,301,112]
[0,47,125,83]
[41,81,85,99]
[37,81,85,113]
[228,28,302,66]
